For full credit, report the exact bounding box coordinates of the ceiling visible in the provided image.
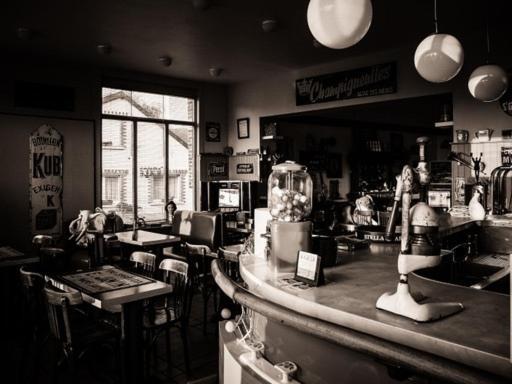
[3,0,512,83]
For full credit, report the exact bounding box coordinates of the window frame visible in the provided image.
[101,88,198,223]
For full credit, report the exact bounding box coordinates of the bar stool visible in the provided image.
[40,247,67,273]
[32,235,54,260]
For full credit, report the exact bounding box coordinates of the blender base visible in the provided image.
[376,282,464,322]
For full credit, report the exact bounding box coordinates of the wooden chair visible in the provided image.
[129,251,156,277]
[144,259,191,377]
[18,267,47,381]
[19,266,46,339]
[44,283,120,379]
[163,210,194,261]
[185,212,220,335]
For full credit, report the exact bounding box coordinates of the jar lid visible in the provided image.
[271,160,307,172]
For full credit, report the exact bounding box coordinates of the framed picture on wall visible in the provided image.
[237,118,250,139]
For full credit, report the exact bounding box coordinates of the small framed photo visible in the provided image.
[237,118,250,139]
[294,251,324,287]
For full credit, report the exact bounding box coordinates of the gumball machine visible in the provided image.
[268,161,313,272]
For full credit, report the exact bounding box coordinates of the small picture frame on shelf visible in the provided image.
[237,118,250,139]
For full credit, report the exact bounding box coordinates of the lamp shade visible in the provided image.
[468,64,509,102]
[414,34,464,83]
[307,0,373,49]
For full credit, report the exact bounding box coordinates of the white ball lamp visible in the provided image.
[307,0,373,49]
[468,64,508,102]
[414,34,464,83]
[414,0,464,83]
[467,12,508,102]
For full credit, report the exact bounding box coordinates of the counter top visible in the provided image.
[240,217,511,379]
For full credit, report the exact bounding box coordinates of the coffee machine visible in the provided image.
[377,137,463,322]
[267,161,313,273]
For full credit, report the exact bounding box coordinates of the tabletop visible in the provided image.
[115,230,180,247]
[0,246,39,268]
[47,265,172,309]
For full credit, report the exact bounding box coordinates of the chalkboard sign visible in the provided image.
[295,62,397,106]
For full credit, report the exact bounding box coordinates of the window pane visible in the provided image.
[138,122,165,221]
[101,119,134,224]
[132,91,164,119]
[102,87,133,116]
[168,124,195,210]
[164,95,195,122]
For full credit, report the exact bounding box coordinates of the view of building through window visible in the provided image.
[101,87,196,223]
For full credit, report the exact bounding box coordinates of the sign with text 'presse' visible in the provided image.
[295,62,397,106]
[29,124,63,236]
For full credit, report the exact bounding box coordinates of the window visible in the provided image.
[103,176,120,202]
[101,87,196,224]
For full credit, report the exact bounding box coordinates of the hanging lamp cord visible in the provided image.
[485,2,491,63]
[433,0,439,33]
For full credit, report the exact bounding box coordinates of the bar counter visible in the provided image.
[214,217,511,383]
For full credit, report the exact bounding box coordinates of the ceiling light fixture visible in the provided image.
[209,67,223,78]
[307,0,373,49]
[262,19,278,33]
[467,2,508,102]
[97,44,112,55]
[191,0,210,11]
[414,0,464,83]
[158,56,173,67]
[17,27,33,41]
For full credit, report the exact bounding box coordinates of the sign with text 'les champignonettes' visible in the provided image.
[29,124,63,236]
[295,62,397,106]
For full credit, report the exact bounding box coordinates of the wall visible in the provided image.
[0,60,228,248]
[277,122,352,197]
[227,43,512,181]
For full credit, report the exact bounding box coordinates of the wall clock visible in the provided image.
[205,121,221,142]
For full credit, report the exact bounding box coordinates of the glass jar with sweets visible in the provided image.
[268,161,313,222]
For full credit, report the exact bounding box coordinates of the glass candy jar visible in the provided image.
[268,161,313,222]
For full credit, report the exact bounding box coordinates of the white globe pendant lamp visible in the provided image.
[467,13,508,102]
[307,0,373,49]
[414,0,464,83]
[468,65,508,102]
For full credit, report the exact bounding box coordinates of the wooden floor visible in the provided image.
[4,251,221,384]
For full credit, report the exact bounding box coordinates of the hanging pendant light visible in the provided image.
[468,5,508,102]
[414,0,464,83]
[307,0,373,49]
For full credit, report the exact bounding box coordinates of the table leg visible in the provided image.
[122,301,144,384]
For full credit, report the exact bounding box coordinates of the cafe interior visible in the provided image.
[2,1,512,383]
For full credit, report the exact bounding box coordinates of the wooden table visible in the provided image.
[48,265,172,384]
[0,246,39,268]
[115,230,180,260]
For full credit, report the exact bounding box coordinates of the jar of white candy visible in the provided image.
[268,161,313,222]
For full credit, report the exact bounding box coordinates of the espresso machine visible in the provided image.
[490,165,512,215]
[267,161,313,273]
[377,137,464,322]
